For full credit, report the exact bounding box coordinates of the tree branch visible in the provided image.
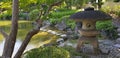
[44,0,64,16]
[0,28,8,39]
[14,19,42,58]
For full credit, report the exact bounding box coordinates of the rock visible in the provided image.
[42,29,47,32]
[49,31,57,34]
[66,28,73,35]
[56,33,61,36]
[56,38,64,44]
[47,30,52,33]
[55,21,67,30]
[117,28,120,32]
[113,44,120,48]
[42,20,51,26]
[118,34,120,36]
[116,38,120,44]
[108,48,120,58]
[60,34,67,37]
[40,20,51,30]
[71,56,82,58]
[101,39,114,46]
[56,38,65,47]
[100,48,110,54]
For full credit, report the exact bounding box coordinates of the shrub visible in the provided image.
[49,10,76,19]
[29,9,39,20]
[66,19,76,29]
[101,5,120,17]
[96,20,118,40]
[0,10,12,20]
[63,46,88,58]
[22,46,70,58]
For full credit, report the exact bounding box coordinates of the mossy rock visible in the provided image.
[22,46,70,58]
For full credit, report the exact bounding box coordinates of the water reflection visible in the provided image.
[0,39,37,56]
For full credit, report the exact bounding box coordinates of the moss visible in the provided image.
[22,46,70,58]
[63,46,88,58]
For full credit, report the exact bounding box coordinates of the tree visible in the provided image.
[0,0,64,58]
[14,1,64,58]
[2,0,19,58]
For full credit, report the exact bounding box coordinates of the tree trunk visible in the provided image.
[2,0,19,58]
[14,29,40,58]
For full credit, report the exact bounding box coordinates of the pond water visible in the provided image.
[0,39,38,56]
[0,20,60,56]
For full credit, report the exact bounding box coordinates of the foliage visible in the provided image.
[49,8,76,29]
[49,10,76,18]
[96,20,113,30]
[0,11,12,20]
[22,46,70,58]
[64,0,89,9]
[101,5,120,17]
[28,9,39,20]
[66,19,76,29]
[0,2,12,20]
[63,46,88,58]
[96,20,118,40]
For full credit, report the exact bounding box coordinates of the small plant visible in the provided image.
[66,19,76,29]
[96,20,118,40]
[22,46,70,58]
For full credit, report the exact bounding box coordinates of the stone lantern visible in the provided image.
[70,7,112,54]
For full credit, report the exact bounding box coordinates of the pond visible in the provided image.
[0,20,59,56]
[0,39,37,56]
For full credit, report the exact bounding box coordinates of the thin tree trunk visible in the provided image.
[2,0,19,58]
[14,29,40,58]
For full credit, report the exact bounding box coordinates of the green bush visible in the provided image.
[0,10,12,20]
[49,10,76,19]
[66,19,76,29]
[22,46,70,58]
[101,5,120,17]
[29,9,39,20]
[63,46,88,58]
[96,20,113,30]
[96,20,118,40]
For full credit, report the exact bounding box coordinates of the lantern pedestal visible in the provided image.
[76,21,101,54]
[76,36,101,54]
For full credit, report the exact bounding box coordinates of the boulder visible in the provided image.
[55,21,67,30]
[116,38,120,44]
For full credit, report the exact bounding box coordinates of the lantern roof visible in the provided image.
[70,7,112,20]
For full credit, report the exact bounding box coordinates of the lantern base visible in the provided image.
[76,36,101,55]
